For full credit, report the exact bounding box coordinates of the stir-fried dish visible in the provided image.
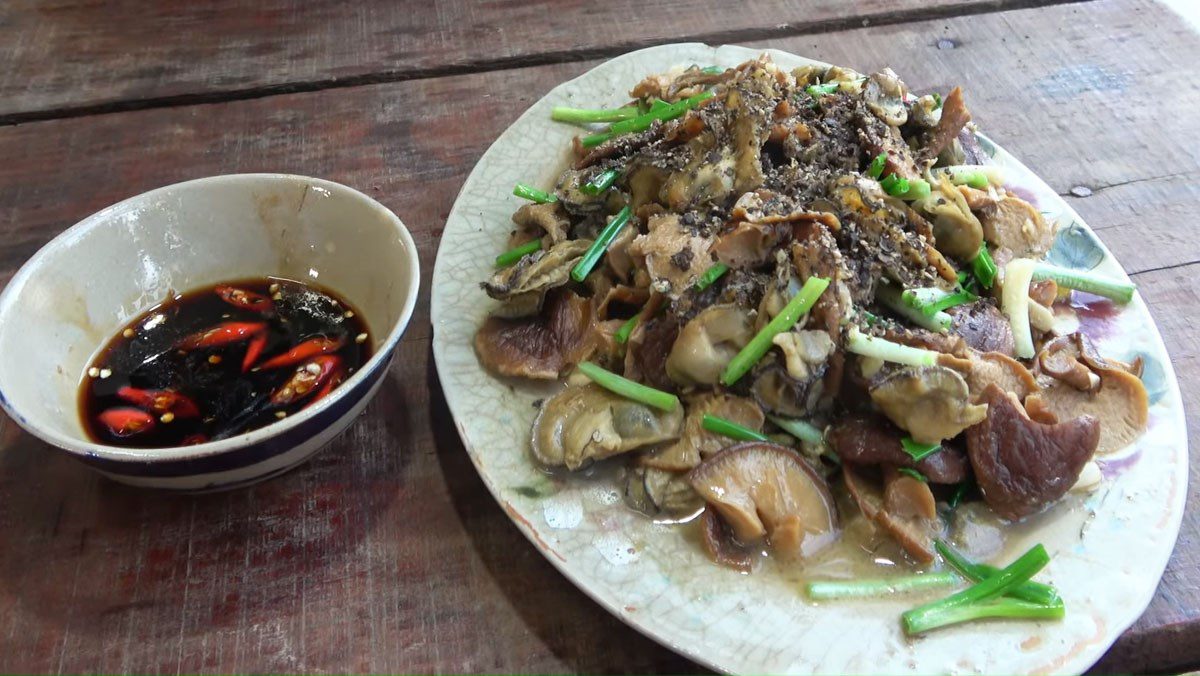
[472,55,1147,629]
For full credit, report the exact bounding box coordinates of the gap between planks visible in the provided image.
[0,0,1091,127]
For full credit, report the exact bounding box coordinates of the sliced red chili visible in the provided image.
[215,285,274,312]
[257,336,345,370]
[97,408,156,437]
[270,355,343,406]
[303,364,347,409]
[116,386,201,418]
[242,332,268,372]
[181,433,209,445]
[175,321,267,351]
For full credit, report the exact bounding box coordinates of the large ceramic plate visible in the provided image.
[430,43,1188,674]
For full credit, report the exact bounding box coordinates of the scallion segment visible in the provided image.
[1031,262,1136,304]
[614,313,640,345]
[807,82,840,98]
[898,178,932,200]
[845,330,940,367]
[570,205,633,282]
[931,92,943,110]
[495,240,542,268]
[947,481,971,510]
[934,541,1060,607]
[905,597,1065,633]
[902,286,976,316]
[720,277,831,386]
[1002,258,1037,359]
[867,152,887,179]
[880,174,910,197]
[897,467,927,482]
[513,183,558,204]
[581,168,620,195]
[551,105,640,124]
[702,414,769,442]
[806,572,959,600]
[934,165,1006,189]
[901,437,941,462]
[694,262,730,290]
[700,65,724,75]
[576,361,679,412]
[877,284,951,332]
[767,415,824,444]
[581,90,715,148]
[972,244,998,288]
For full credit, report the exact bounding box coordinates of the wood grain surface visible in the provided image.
[0,0,1196,673]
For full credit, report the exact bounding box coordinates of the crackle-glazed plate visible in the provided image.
[430,43,1188,674]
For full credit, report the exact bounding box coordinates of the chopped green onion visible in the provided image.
[934,165,1006,189]
[614,313,640,345]
[880,174,910,197]
[806,572,959,600]
[1031,262,1136,304]
[495,240,542,268]
[861,310,882,326]
[700,65,724,75]
[901,437,941,462]
[901,544,1052,635]
[581,168,620,195]
[570,205,632,282]
[897,467,927,482]
[582,90,714,148]
[576,361,679,412]
[551,105,640,124]
[721,277,831,386]
[867,152,887,179]
[877,284,951,332]
[806,82,840,98]
[845,329,940,367]
[971,244,998,288]
[935,541,1060,607]
[1002,259,1037,359]
[702,414,768,442]
[947,481,972,510]
[904,597,1065,634]
[513,183,558,204]
[902,286,976,317]
[932,92,943,110]
[694,262,729,290]
[924,288,978,315]
[898,178,931,200]
[767,415,824,445]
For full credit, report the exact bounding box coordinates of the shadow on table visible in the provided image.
[427,351,708,674]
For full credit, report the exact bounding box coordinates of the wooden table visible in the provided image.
[0,0,1196,672]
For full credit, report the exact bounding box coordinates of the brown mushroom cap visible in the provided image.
[826,414,969,484]
[869,365,988,444]
[474,290,594,379]
[979,195,1055,259]
[688,442,839,559]
[960,351,1039,403]
[641,393,764,471]
[843,465,941,563]
[1025,367,1149,456]
[511,202,571,245]
[629,213,713,296]
[883,467,937,520]
[966,383,1100,520]
[700,507,755,573]
[948,301,1015,357]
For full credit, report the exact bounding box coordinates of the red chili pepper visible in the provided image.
[270,355,343,406]
[176,322,267,351]
[303,364,347,410]
[257,336,345,370]
[215,285,274,312]
[181,433,209,445]
[116,386,201,418]
[242,332,268,373]
[97,408,156,437]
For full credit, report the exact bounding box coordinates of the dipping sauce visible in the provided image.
[80,277,372,448]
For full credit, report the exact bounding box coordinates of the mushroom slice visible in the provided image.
[629,213,713,296]
[1025,367,1148,456]
[531,383,684,470]
[960,351,1039,403]
[475,290,594,379]
[979,196,1055,259]
[751,363,822,418]
[843,465,940,563]
[1037,334,1100,392]
[883,467,937,520]
[482,239,593,317]
[688,442,839,559]
[966,384,1100,520]
[773,330,836,381]
[869,366,988,444]
[700,507,755,573]
[624,466,703,517]
[864,68,909,126]
[665,304,754,386]
[642,393,765,471]
[555,168,610,215]
[917,172,985,262]
[512,202,571,244]
[948,301,1015,357]
[711,221,784,268]
[827,414,969,485]
[919,86,972,162]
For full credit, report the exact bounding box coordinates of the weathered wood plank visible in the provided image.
[0,0,1196,672]
[0,0,1081,121]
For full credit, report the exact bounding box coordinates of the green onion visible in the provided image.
[806,572,959,600]
[947,481,971,510]
[694,262,729,290]
[934,165,1006,189]
[902,286,976,317]
[924,288,978,315]
[935,541,1060,607]
[876,284,950,332]
[581,168,620,195]
[932,93,943,110]
[700,65,724,75]
[971,244,998,288]
[845,330,940,367]
[513,183,558,204]
[1031,262,1136,304]
[861,310,882,327]
[721,277,830,386]
[901,544,1052,635]
[582,90,714,148]
[867,152,887,179]
[576,361,679,412]
[1002,259,1037,359]
[806,82,840,98]
[614,313,640,345]
[702,414,768,442]
[495,240,542,268]
[901,437,941,462]
[570,205,632,282]
[880,174,910,197]
[898,178,931,200]
[897,467,927,482]
[551,105,640,124]
[767,415,824,445]
[905,597,1064,633]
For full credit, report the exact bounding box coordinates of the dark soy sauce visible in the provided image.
[80,277,372,448]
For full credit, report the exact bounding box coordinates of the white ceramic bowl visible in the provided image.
[0,174,419,490]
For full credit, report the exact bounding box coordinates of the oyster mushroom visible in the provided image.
[960,351,1039,403]
[948,301,1015,356]
[919,86,972,162]
[624,466,703,517]
[665,304,754,386]
[827,414,969,484]
[623,310,678,391]
[475,289,594,379]
[772,330,836,381]
[700,507,754,573]
[689,442,839,559]
[711,221,784,268]
[482,239,593,317]
[512,202,571,244]
[917,173,985,261]
[555,168,611,215]
[979,196,1055,259]
[662,133,736,210]
[629,213,714,296]
[641,393,765,471]
[627,164,669,210]
[843,465,941,563]
[531,383,684,470]
[1025,367,1148,455]
[1037,334,1101,392]
[864,68,909,127]
[966,384,1100,520]
[751,363,822,418]
[869,366,988,444]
